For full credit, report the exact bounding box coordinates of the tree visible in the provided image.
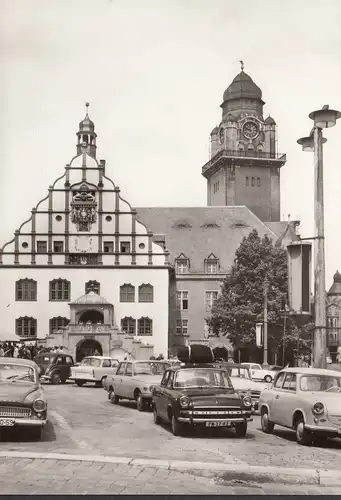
[206,229,312,364]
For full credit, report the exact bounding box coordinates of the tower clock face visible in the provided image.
[219,127,224,144]
[243,121,259,139]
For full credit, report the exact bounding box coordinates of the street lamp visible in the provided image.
[297,105,341,369]
[263,278,269,367]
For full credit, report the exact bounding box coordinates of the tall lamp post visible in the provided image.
[297,105,341,369]
[263,278,269,367]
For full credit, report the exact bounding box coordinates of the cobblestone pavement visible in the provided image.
[0,382,340,481]
[0,458,340,495]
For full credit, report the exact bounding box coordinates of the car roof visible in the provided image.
[83,356,114,359]
[279,367,341,377]
[167,363,224,372]
[0,357,38,368]
[123,360,169,364]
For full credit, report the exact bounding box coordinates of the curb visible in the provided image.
[0,451,341,486]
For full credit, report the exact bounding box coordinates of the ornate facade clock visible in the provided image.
[242,120,259,140]
[219,127,224,144]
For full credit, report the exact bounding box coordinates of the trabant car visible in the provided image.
[216,363,267,411]
[152,363,253,436]
[34,352,74,385]
[241,362,277,383]
[70,356,119,387]
[107,360,170,411]
[259,367,341,445]
[0,357,47,440]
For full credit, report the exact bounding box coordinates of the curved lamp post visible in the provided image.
[297,105,341,368]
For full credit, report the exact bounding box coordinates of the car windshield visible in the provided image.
[174,368,233,389]
[229,368,251,379]
[300,375,341,392]
[36,356,56,365]
[0,363,36,383]
[81,358,101,367]
[134,362,170,375]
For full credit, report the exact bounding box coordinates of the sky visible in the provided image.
[0,0,340,288]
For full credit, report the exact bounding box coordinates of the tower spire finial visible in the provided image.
[85,101,90,115]
[239,60,244,71]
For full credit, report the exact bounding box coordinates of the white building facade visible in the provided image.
[0,110,170,361]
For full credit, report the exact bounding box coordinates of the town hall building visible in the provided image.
[1,67,305,361]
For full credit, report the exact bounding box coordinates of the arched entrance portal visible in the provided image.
[213,346,229,361]
[76,339,103,362]
[78,309,104,324]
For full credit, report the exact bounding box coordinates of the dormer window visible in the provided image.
[175,259,189,274]
[205,254,219,274]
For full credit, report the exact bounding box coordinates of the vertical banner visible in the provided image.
[256,323,263,347]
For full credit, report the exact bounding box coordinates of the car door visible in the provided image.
[118,362,133,398]
[153,371,169,416]
[112,362,126,396]
[160,371,175,419]
[63,356,73,379]
[270,372,288,424]
[278,373,298,428]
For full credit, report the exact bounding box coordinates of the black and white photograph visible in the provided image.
[0,0,340,495]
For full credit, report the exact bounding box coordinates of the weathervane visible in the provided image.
[239,60,244,71]
[85,101,90,114]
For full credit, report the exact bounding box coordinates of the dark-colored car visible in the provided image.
[34,352,74,385]
[152,363,253,437]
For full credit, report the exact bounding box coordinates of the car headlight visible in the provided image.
[312,402,324,415]
[242,396,252,408]
[33,399,47,412]
[179,396,191,408]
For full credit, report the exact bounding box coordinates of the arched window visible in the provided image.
[120,284,135,302]
[49,279,70,301]
[138,317,153,336]
[85,280,100,295]
[50,317,70,335]
[15,279,37,301]
[138,284,153,302]
[121,317,136,335]
[16,317,37,338]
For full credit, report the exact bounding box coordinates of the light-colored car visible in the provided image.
[216,363,268,411]
[107,360,170,411]
[241,362,276,383]
[70,356,119,387]
[259,367,341,445]
[0,357,47,440]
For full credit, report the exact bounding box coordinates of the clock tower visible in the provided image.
[202,64,286,222]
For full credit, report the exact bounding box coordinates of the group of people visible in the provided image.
[0,342,67,359]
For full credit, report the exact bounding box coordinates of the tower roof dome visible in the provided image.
[222,71,263,103]
[265,115,276,125]
[328,270,341,295]
[78,102,95,132]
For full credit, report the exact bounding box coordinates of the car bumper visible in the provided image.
[70,375,96,381]
[305,424,341,436]
[177,416,253,424]
[0,418,47,427]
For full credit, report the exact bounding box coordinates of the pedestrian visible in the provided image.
[13,344,19,358]
[0,344,4,357]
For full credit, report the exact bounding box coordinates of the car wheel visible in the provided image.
[136,392,145,412]
[296,418,312,446]
[264,375,273,383]
[261,409,275,434]
[110,390,120,405]
[171,415,183,436]
[75,380,85,387]
[153,406,161,425]
[50,372,61,385]
[235,421,247,438]
[101,376,107,387]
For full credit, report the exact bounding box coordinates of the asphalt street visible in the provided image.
[0,381,340,494]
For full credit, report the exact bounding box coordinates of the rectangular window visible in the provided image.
[251,177,255,187]
[206,261,218,274]
[176,319,188,335]
[176,260,189,274]
[120,241,131,253]
[176,291,188,310]
[53,241,64,253]
[245,177,249,187]
[103,242,114,253]
[257,177,261,187]
[205,291,218,312]
[37,241,47,253]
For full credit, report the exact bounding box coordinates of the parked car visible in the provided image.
[0,357,47,440]
[241,362,275,383]
[216,362,268,411]
[259,367,341,445]
[152,363,253,436]
[70,356,119,387]
[107,360,170,410]
[34,352,74,385]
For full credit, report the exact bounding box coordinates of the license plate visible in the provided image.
[0,419,15,427]
[206,421,231,427]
